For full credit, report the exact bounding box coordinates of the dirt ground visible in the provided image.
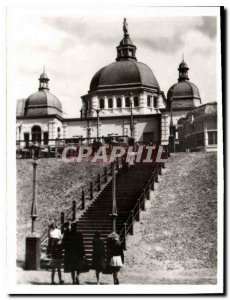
[16,153,217,285]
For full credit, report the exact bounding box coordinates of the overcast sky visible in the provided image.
[8,12,218,118]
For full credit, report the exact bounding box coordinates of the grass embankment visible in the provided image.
[17,153,218,285]
[17,158,103,260]
[122,152,217,284]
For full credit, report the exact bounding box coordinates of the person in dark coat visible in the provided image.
[62,222,85,284]
[107,232,124,285]
[92,231,106,284]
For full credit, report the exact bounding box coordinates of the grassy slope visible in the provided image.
[17,158,103,260]
[17,153,218,285]
[122,153,217,284]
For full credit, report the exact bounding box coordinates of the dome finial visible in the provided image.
[178,58,189,82]
[123,18,128,35]
[39,68,49,91]
[116,18,136,61]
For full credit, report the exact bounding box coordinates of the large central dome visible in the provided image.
[89,18,160,93]
[90,60,160,92]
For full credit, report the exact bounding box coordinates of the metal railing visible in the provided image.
[40,158,123,247]
[119,163,164,249]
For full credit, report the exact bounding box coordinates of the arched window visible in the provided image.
[134,96,139,107]
[116,98,122,108]
[125,97,130,107]
[99,98,105,109]
[147,95,151,107]
[154,97,157,108]
[31,125,41,143]
[108,98,113,108]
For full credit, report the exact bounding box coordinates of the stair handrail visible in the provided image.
[119,163,161,247]
[40,158,123,246]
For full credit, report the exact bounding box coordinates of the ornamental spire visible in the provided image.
[123,18,128,35]
[38,67,49,91]
[116,18,137,61]
[178,56,189,82]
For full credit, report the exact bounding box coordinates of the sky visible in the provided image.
[7,11,218,118]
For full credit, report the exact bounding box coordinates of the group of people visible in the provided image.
[47,222,124,285]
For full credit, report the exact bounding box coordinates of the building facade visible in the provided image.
[177,102,217,152]
[16,19,216,152]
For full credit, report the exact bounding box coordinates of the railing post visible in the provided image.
[116,158,119,170]
[155,168,159,183]
[159,163,162,175]
[81,189,85,210]
[123,223,127,250]
[142,190,146,211]
[109,163,113,175]
[104,167,108,183]
[137,199,140,221]
[130,210,134,235]
[60,212,64,234]
[60,212,64,225]
[97,173,101,191]
[152,174,155,191]
[150,177,154,191]
[72,200,76,221]
[90,180,94,200]
[148,180,151,199]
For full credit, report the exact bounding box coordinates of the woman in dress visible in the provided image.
[92,231,106,284]
[107,233,124,285]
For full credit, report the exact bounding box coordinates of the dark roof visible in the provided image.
[188,102,217,117]
[90,60,160,92]
[25,90,62,116]
[167,80,201,100]
[39,71,49,80]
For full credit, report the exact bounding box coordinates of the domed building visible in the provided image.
[16,19,211,152]
[16,70,64,147]
[79,19,167,143]
[81,18,165,119]
[24,71,62,117]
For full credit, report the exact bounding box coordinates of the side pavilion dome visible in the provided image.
[167,58,201,109]
[24,71,62,117]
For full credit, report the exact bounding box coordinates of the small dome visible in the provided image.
[39,71,49,80]
[25,90,62,117]
[167,80,201,100]
[178,61,189,70]
[90,60,160,92]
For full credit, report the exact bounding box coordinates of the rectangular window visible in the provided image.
[208,131,217,145]
[44,132,49,145]
[207,117,217,130]
[24,133,29,148]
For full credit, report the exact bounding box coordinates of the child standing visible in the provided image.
[49,237,64,285]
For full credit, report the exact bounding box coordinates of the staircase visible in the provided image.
[77,163,158,265]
